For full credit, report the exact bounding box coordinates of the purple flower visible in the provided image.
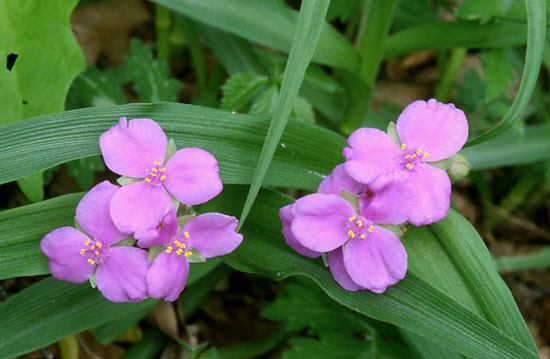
[99,117,223,237]
[343,99,468,225]
[40,181,150,302]
[280,165,410,293]
[143,208,243,301]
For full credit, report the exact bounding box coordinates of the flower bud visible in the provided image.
[447,153,470,181]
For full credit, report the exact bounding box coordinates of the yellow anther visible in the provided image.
[145,178,151,183]
[180,243,186,248]
[423,152,429,158]
[159,168,165,172]
[348,230,355,238]
[416,149,422,155]
[90,245,95,250]
[400,144,406,150]
[411,154,416,159]
[96,242,102,248]
[85,240,90,245]
[151,173,156,177]
[160,175,166,181]
[154,161,161,165]
[176,248,183,256]
[368,226,374,232]
[360,234,366,239]
[94,251,99,255]
[357,220,363,227]
[184,231,190,238]
[406,163,413,170]
[166,246,173,253]
[88,259,95,265]
[174,240,180,246]
[152,168,158,173]
[185,251,193,257]
[348,216,356,221]
[80,249,85,254]
[404,154,411,159]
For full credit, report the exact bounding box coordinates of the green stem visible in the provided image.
[177,16,207,93]
[495,247,550,272]
[434,48,467,102]
[155,3,171,61]
[339,0,397,135]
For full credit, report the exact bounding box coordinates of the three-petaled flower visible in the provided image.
[40,181,150,302]
[344,99,468,225]
[141,207,243,301]
[100,117,223,238]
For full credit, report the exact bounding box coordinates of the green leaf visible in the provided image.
[66,66,126,109]
[392,0,437,32]
[466,0,546,147]
[125,38,181,102]
[220,73,269,111]
[291,96,315,124]
[457,0,502,24]
[151,0,359,71]
[456,70,486,112]
[66,156,106,190]
[283,334,371,359]
[481,49,515,102]
[0,0,85,125]
[326,0,360,22]
[0,103,345,191]
[250,84,279,115]
[239,0,331,226]
[16,171,44,203]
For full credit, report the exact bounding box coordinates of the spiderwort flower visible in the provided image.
[344,99,468,225]
[99,117,223,238]
[143,208,242,301]
[40,181,150,302]
[280,164,411,293]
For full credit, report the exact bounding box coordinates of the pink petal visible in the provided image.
[136,207,178,248]
[406,164,451,226]
[99,117,167,178]
[147,251,189,302]
[360,176,413,225]
[40,227,94,283]
[163,148,222,205]
[280,204,321,258]
[95,246,150,302]
[186,213,243,258]
[75,181,127,245]
[328,249,364,291]
[110,181,173,236]
[396,99,468,162]
[317,164,365,195]
[343,128,402,184]
[343,226,407,293]
[291,194,355,252]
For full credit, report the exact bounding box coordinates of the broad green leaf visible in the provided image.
[125,38,181,102]
[481,49,516,102]
[0,103,345,191]
[239,0,331,226]
[291,96,315,124]
[91,302,155,345]
[283,334,371,359]
[0,259,220,358]
[220,73,269,111]
[66,156,106,190]
[123,329,169,359]
[466,0,546,146]
[457,0,502,24]
[400,329,462,359]
[66,66,126,109]
[217,325,287,359]
[16,171,44,203]
[392,0,437,32]
[250,84,279,115]
[0,0,85,125]
[151,0,359,71]
[455,70,486,112]
[326,0,360,22]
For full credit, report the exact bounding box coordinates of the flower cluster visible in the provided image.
[41,118,242,302]
[281,99,469,293]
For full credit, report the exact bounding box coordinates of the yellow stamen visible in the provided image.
[416,149,422,155]
[154,161,161,165]
[176,248,183,256]
[406,164,413,170]
[88,259,95,265]
[348,230,355,238]
[85,240,90,245]
[180,243,186,248]
[160,175,166,181]
[404,154,411,159]
[96,242,102,248]
[348,216,356,221]
[357,220,363,227]
[159,168,165,172]
[90,245,95,250]
[94,251,99,255]
[166,246,173,253]
[174,240,180,246]
[423,152,429,158]
[80,249,85,254]
[400,144,406,150]
[151,173,156,177]
[185,251,192,257]
[152,168,158,173]
[411,154,416,159]
[184,231,190,238]
[145,178,151,183]
[368,226,374,232]
[360,234,366,239]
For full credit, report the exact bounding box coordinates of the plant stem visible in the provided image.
[155,3,171,61]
